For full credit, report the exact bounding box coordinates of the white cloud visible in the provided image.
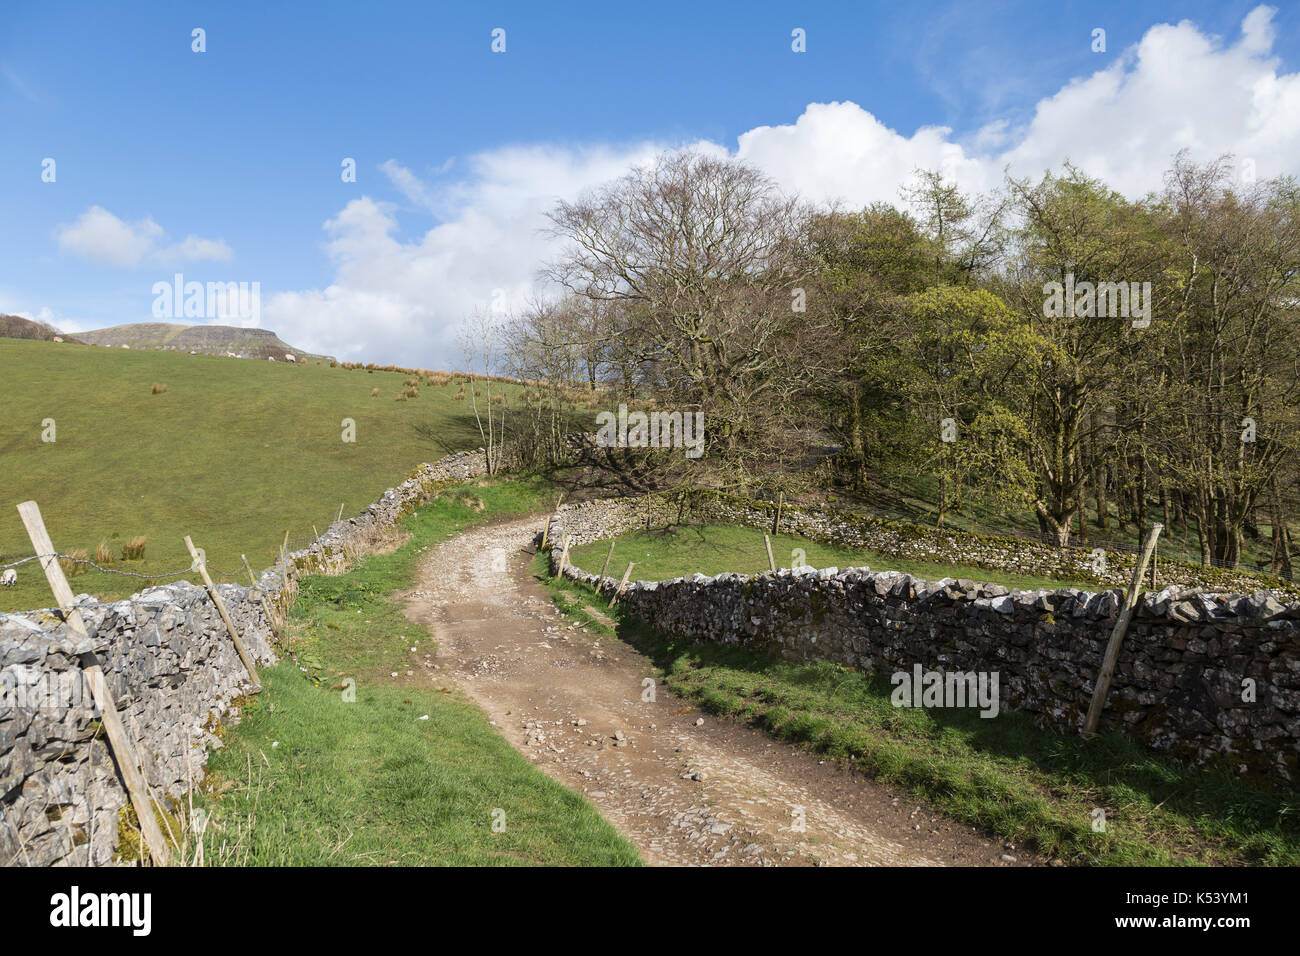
[265,145,670,364]
[266,5,1300,368]
[55,206,232,268]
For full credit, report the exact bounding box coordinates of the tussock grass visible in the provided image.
[59,548,88,577]
[121,535,147,561]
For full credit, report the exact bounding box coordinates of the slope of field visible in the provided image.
[0,314,83,344]
[77,322,329,362]
[0,338,487,611]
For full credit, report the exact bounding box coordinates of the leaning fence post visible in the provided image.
[609,562,636,608]
[541,493,564,550]
[1083,522,1163,736]
[17,500,172,867]
[764,534,777,573]
[241,553,278,639]
[184,536,261,689]
[595,541,616,595]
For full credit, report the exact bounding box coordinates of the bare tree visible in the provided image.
[545,150,817,472]
[459,310,507,474]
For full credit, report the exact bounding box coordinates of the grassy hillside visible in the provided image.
[77,322,329,362]
[0,338,491,611]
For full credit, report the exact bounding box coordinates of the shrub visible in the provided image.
[60,548,88,577]
[121,536,147,561]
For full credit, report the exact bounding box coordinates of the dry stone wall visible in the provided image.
[1,445,506,866]
[546,493,1300,785]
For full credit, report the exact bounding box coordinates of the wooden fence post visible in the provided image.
[764,534,777,573]
[184,536,261,689]
[609,563,636,607]
[1083,523,1163,736]
[558,534,570,577]
[774,493,785,535]
[541,493,564,550]
[16,500,171,867]
[241,553,278,638]
[596,541,616,595]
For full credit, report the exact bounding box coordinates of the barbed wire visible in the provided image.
[0,591,286,623]
[0,551,251,580]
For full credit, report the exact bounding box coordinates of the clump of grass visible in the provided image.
[406,386,419,398]
[370,387,379,398]
[395,392,407,402]
[151,383,167,394]
[453,385,465,401]
[95,540,115,564]
[60,548,88,576]
[121,535,147,561]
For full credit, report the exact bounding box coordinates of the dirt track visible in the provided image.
[402,516,1034,867]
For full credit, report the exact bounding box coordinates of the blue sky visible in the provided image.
[2,1,1297,366]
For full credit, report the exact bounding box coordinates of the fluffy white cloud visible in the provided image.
[266,5,1300,369]
[265,145,671,363]
[55,206,232,268]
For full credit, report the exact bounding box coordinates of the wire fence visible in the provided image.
[0,550,293,620]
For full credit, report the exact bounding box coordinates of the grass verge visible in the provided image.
[192,478,640,866]
[536,553,1300,867]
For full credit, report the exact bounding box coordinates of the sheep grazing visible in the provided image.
[1,568,16,587]
[267,356,276,361]
[284,353,296,363]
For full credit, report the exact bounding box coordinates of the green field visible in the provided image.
[0,338,491,611]
[567,523,1097,592]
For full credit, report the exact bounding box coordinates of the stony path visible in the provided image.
[401,516,1033,867]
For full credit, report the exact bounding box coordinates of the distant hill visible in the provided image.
[76,322,334,362]
[0,314,83,344]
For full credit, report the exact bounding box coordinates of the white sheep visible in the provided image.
[2,568,16,587]
[284,353,296,363]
